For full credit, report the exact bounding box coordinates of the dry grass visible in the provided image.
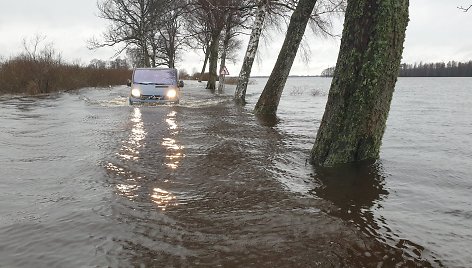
[288,86,324,97]
[289,86,305,96]
[0,56,131,95]
[311,88,322,97]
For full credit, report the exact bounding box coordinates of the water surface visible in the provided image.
[0,77,470,267]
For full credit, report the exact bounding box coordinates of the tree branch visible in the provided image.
[458,4,472,12]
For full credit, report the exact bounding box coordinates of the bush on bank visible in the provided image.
[0,55,131,95]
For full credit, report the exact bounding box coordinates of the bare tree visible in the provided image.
[188,0,250,90]
[149,0,190,68]
[217,0,249,93]
[92,0,157,66]
[92,0,188,68]
[190,0,227,90]
[185,4,212,82]
[22,34,48,62]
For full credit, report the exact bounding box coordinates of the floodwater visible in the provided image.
[0,77,470,267]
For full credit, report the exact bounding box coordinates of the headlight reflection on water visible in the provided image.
[111,108,185,210]
[163,110,184,170]
[151,188,178,210]
[106,162,141,200]
[119,108,146,161]
[149,110,184,210]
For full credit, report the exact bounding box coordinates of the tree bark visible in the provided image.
[199,46,210,82]
[254,0,317,115]
[217,17,233,94]
[234,1,267,104]
[206,31,220,91]
[141,43,151,68]
[310,0,409,167]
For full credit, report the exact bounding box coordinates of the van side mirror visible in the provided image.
[126,79,131,87]
[178,80,184,88]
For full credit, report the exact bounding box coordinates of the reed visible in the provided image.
[0,55,131,95]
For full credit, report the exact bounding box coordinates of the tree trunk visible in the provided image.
[141,43,151,68]
[168,46,175,68]
[168,33,176,68]
[217,18,233,94]
[150,46,157,67]
[234,1,267,104]
[310,0,409,167]
[217,45,227,94]
[199,47,210,82]
[206,32,220,91]
[254,0,317,115]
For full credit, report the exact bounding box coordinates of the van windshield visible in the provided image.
[133,69,177,85]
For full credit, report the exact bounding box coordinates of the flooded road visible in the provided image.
[1,78,471,267]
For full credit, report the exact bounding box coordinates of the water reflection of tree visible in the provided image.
[310,161,442,267]
[310,160,388,236]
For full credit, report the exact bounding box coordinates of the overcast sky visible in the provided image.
[0,0,471,75]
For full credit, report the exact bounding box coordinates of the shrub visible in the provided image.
[311,89,322,97]
[289,86,305,96]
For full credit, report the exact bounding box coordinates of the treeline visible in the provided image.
[320,66,335,77]
[0,45,131,95]
[177,70,215,81]
[399,61,472,77]
[320,61,472,77]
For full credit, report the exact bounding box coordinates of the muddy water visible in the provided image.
[0,78,471,267]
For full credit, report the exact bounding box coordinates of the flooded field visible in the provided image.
[0,77,471,267]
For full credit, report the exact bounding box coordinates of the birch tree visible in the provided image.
[234,0,269,103]
[235,0,344,105]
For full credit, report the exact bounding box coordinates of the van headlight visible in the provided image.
[167,89,177,98]
[131,88,141,98]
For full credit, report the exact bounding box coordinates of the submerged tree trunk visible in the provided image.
[234,1,268,103]
[310,0,409,167]
[254,0,317,115]
[199,48,210,82]
[206,32,220,91]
